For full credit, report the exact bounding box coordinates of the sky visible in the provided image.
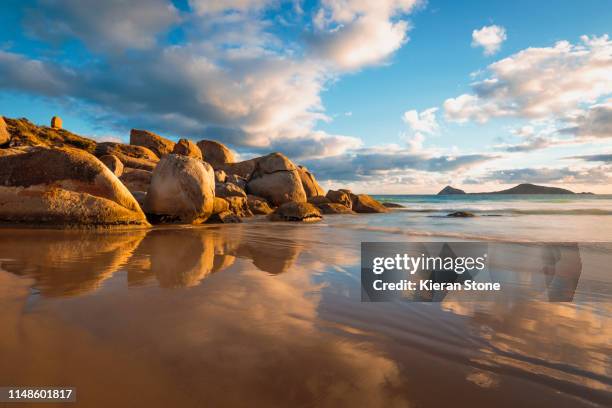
[0,0,611,193]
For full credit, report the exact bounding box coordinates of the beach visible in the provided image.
[1,195,610,407]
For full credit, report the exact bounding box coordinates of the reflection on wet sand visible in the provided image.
[0,225,610,407]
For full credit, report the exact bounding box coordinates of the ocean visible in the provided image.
[367,194,612,242]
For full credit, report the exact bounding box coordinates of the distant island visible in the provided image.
[437,183,581,195]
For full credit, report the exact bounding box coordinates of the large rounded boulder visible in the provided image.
[130,129,175,157]
[246,153,307,206]
[0,146,148,226]
[143,154,215,224]
[326,189,352,209]
[172,138,202,160]
[352,194,389,213]
[197,140,235,167]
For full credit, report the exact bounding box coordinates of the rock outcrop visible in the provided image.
[437,185,466,195]
[326,190,352,209]
[172,138,202,160]
[217,158,259,179]
[3,117,96,153]
[246,195,273,215]
[212,197,230,214]
[351,194,389,213]
[197,140,235,167]
[214,170,227,183]
[144,154,215,224]
[269,202,322,222]
[130,129,175,157]
[95,142,159,171]
[207,211,241,223]
[50,116,62,129]
[100,154,124,176]
[0,146,148,226]
[225,196,253,218]
[247,153,307,206]
[447,211,475,217]
[0,116,9,145]
[297,165,325,198]
[382,202,404,208]
[308,195,331,205]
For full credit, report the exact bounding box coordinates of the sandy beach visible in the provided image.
[1,212,610,407]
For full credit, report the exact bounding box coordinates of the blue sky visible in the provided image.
[1,0,611,193]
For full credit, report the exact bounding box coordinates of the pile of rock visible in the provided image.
[0,116,392,227]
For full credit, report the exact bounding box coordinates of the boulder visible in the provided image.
[0,116,9,145]
[132,191,147,208]
[3,117,96,153]
[50,116,62,129]
[318,203,355,214]
[214,169,227,183]
[144,154,215,224]
[247,195,273,215]
[382,202,404,208]
[225,196,253,218]
[297,165,325,197]
[172,138,202,160]
[447,211,475,217]
[269,201,322,222]
[0,146,148,226]
[226,173,247,189]
[352,194,389,213]
[119,168,152,193]
[216,182,246,198]
[197,140,235,166]
[308,195,331,205]
[212,197,230,214]
[130,129,175,157]
[326,190,352,209]
[207,211,242,224]
[95,142,159,171]
[217,158,259,179]
[99,154,124,176]
[246,153,307,206]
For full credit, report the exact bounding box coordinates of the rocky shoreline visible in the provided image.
[0,116,389,227]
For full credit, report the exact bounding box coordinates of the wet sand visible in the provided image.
[0,221,610,407]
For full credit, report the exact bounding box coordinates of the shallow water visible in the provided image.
[0,218,610,407]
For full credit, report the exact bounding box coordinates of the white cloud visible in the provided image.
[402,107,439,134]
[309,0,421,70]
[471,25,507,56]
[445,35,612,123]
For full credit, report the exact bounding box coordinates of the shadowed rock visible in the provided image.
[447,211,475,217]
[144,154,215,224]
[172,138,202,160]
[217,158,259,179]
[247,195,273,215]
[207,211,242,223]
[247,153,307,206]
[120,168,152,193]
[100,154,124,176]
[197,140,235,167]
[130,129,175,157]
[308,195,331,206]
[215,169,227,183]
[95,142,159,171]
[269,201,322,222]
[216,182,246,198]
[318,203,356,214]
[382,202,404,208]
[225,196,253,217]
[0,146,148,226]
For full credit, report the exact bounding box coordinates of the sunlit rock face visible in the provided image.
[144,154,215,224]
[130,129,175,158]
[0,146,148,226]
[247,153,307,206]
